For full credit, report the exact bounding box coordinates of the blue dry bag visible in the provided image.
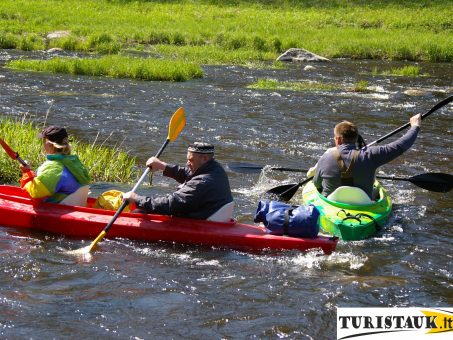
[254,200,320,238]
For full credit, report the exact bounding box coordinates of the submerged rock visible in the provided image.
[404,89,427,96]
[46,31,71,40]
[304,65,316,71]
[46,48,64,53]
[277,48,330,62]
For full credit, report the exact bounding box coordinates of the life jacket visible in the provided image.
[254,200,319,238]
[333,148,359,186]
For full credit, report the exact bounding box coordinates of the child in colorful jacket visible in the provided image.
[20,126,90,203]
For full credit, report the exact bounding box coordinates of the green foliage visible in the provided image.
[6,55,204,82]
[0,0,451,65]
[0,116,137,184]
[373,65,428,77]
[0,33,17,49]
[248,78,340,92]
[352,80,369,92]
[72,139,137,183]
[0,118,42,184]
[86,33,121,54]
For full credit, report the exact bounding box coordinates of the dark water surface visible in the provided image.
[1,50,452,339]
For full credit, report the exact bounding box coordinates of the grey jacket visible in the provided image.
[314,126,420,198]
[135,158,233,219]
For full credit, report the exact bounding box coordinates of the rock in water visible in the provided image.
[277,48,330,62]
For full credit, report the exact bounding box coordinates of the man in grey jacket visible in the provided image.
[313,113,421,199]
[122,142,233,219]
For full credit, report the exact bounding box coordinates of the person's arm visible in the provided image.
[19,162,36,188]
[122,177,205,215]
[312,147,335,190]
[21,164,54,199]
[146,156,188,183]
[370,113,421,167]
[313,164,323,191]
[163,164,190,183]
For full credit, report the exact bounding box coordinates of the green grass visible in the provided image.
[0,116,137,184]
[248,78,379,93]
[248,78,341,92]
[0,0,451,64]
[352,80,369,92]
[372,65,428,77]
[7,55,203,81]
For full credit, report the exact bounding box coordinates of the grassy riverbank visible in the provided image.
[0,117,137,184]
[0,0,451,66]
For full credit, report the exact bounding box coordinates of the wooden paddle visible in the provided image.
[68,107,186,255]
[265,95,453,201]
[228,161,452,193]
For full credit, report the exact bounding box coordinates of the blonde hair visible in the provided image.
[46,138,71,155]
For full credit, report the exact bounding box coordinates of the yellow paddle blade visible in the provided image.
[66,230,107,256]
[168,107,185,142]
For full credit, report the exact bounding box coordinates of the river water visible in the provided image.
[0,50,452,339]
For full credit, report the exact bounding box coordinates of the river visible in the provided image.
[1,49,452,339]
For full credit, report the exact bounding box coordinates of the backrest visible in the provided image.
[327,186,372,205]
[60,185,90,207]
[207,201,234,222]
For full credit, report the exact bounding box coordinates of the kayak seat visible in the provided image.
[60,185,90,207]
[207,201,234,222]
[327,186,372,205]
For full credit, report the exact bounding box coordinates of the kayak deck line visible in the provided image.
[0,185,338,254]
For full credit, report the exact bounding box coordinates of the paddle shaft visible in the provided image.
[367,95,453,147]
[99,139,169,234]
[266,95,453,200]
[231,161,451,192]
[227,162,308,174]
[73,107,186,255]
[0,138,28,167]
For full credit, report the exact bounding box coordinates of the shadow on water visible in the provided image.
[0,49,452,338]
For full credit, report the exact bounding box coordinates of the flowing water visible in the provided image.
[0,50,452,339]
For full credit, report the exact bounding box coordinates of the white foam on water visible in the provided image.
[195,259,221,267]
[392,188,416,204]
[277,250,368,271]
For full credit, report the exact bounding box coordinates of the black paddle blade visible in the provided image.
[265,184,299,202]
[265,182,306,202]
[409,173,453,193]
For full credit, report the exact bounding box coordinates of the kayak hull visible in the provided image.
[0,185,337,254]
[301,181,392,241]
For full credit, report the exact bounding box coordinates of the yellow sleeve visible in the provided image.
[23,177,52,199]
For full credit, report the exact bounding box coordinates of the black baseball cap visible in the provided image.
[38,125,68,144]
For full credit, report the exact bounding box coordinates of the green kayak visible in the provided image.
[301,180,392,241]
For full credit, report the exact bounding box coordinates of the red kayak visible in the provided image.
[0,185,338,254]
